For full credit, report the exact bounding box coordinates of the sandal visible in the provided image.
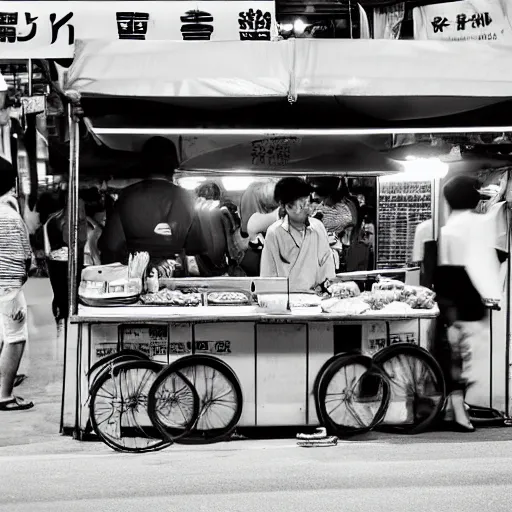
[14,374,27,387]
[0,396,34,411]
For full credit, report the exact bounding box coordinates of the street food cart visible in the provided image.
[61,38,512,444]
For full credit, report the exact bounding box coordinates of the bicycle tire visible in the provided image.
[89,360,172,453]
[317,353,390,436]
[88,353,150,393]
[373,343,446,435]
[87,349,150,378]
[313,351,362,425]
[149,355,243,445]
[147,367,200,442]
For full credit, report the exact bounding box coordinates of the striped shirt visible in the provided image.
[0,196,32,293]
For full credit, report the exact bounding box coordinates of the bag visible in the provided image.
[433,265,485,322]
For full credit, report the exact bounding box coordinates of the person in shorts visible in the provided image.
[0,163,33,411]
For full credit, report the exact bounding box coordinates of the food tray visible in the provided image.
[140,291,203,307]
[79,295,140,307]
[206,289,252,306]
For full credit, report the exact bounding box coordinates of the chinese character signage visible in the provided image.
[0,1,276,58]
[414,0,512,42]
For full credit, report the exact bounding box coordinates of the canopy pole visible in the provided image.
[66,96,81,317]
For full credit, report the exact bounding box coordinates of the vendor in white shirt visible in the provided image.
[260,177,335,292]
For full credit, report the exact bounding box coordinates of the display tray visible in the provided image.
[79,295,140,307]
[206,289,253,306]
[72,304,439,324]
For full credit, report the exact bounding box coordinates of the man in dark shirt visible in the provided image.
[99,137,205,265]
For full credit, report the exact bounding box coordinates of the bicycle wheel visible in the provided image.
[88,351,150,393]
[313,351,362,425]
[147,367,200,441]
[373,343,446,434]
[317,354,390,436]
[150,355,243,444]
[89,360,172,453]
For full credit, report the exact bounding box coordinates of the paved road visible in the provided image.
[1,438,512,512]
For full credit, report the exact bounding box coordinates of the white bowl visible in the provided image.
[257,293,289,313]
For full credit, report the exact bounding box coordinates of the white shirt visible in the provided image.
[439,209,502,301]
[412,219,435,262]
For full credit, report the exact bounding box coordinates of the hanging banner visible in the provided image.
[0,1,277,58]
[413,0,512,42]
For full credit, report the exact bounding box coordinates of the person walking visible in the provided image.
[434,174,501,431]
[0,163,34,411]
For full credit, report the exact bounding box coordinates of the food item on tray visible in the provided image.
[141,289,202,306]
[321,297,371,315]
[361,289,402,310]
[401,285,436,309]
[326,281,361,299]
[207,291,251,305]
[289,294,323,308]
[372,278,405,292]
[380,301,414,314]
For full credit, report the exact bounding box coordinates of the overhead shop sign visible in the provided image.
[0,1,276,58]
[413,0,512,42]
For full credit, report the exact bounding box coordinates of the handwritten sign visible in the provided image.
[413,0,512,42]
[120,324,168,358]
[0,1,276,59]
[169,341,232,355]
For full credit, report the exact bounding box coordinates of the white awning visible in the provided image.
[64,38,512,133]
[66,38,512,100]
[66,39,293,99]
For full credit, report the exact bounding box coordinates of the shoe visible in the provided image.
[0,396,34,411]
[444,421,475,433]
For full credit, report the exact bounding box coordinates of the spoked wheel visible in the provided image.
[149,355,243,444]
[147,368,200,442]
[87,350,150,392]
[313,352,361,425]
[89,360,172,453]
[317,354,390,436]
[373,343,446,434]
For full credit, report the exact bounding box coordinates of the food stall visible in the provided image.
[61,38,512,441]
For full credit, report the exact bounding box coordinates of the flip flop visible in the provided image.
[0,396,34,411]
[14,374,27,387]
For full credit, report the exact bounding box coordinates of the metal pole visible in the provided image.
[67,103,80,318]
[27,59,33,96]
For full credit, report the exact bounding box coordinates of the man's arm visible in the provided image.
[260,230,279,277]
[247,208,280,240]
[316,222,336,284]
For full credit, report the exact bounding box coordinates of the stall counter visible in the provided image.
[71,304,439,324]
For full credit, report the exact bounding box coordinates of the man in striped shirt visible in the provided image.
[0,163,33,411]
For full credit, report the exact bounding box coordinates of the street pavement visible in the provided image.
[2,279,512,511]
[1,436,512,512]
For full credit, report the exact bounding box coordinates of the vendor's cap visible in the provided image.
[274,177,312,205]
[443,174,483,210]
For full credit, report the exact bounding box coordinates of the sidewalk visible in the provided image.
[1,278,512,456]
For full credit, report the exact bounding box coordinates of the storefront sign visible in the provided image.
[413,0,512,42]
[0,1,276,58]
